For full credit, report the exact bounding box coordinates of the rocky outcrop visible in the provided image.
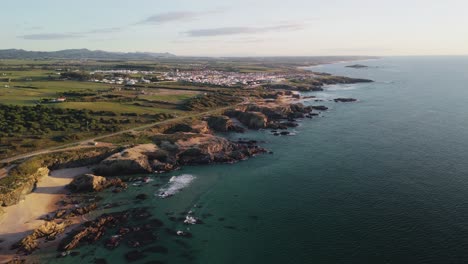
[59,212,130,251]
[176,134,264,165]
[50,148,118,170]
[14,221,70,253]
[346,64,369,68]
[206,116,233,132]
[241,103,312,120]
[205,116,245,133]
[94,133,265,176]
[225,110,268,129]
[334,98,357,102]
[59,208,158,253]
[163,123,194,134]
[0,167,49,207]
[94,144,157,176]
[311,105,329,111]
[68,174,126,193]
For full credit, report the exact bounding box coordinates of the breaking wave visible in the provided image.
[157,174,196,198]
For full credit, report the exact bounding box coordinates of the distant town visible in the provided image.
[89,69,320,88]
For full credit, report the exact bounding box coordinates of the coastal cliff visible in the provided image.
[95,133,265,176]
[0,167,49,207]
[0,148,117,208]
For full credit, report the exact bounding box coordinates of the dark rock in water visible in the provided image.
[132,208,153,220]
[70,251,80,257]
[127,240,141,248]
[148,218,164,228]
[218,217,226,222]
[249,215,259,221]
[144,261,166,264]
[273,133,280,136]
[281,121,298,128]
[126,229,157,246]
[224,225,237,230]
[105,235,122,249]
[144,261,165,264]
[180,252,195,261]
[280,131,290,136]
[59,211,131,251]
[201,213,213,218]
[334,98,358,103]
[143,245,169,254]
[174,239,190,249]
[165,228,178,236]
[125,250,146,262]
[94,258,108,264]
[346,64,369,68]
[311,106,328,111]
[135,194,148,200]
[178,231,193,238]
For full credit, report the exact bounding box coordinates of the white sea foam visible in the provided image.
[157,174,196,198]
[326,84,359,91]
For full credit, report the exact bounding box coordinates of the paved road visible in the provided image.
[0,103,242,164]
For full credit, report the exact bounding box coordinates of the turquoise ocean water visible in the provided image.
[42,57,468,264]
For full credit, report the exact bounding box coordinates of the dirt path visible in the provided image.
[0,103,245,165]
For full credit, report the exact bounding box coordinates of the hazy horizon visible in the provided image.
[2,0,468,56]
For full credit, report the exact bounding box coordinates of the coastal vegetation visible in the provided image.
[0,55,374,262]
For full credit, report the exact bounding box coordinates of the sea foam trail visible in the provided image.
[157,174,196,198]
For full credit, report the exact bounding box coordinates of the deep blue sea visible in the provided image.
[42,57,468,264]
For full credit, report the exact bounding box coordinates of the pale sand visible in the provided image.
[0,166,92,263]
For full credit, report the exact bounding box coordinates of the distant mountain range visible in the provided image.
[0,49,176,60]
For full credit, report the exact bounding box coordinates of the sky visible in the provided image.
[2,0,468,56]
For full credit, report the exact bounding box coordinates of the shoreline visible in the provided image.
[0,74,371,262]
[0,167,92,263]
[298,57,381,71]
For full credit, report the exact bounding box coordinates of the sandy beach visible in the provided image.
[0,167,91,263]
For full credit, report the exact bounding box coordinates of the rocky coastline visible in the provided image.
[0,75,369,263]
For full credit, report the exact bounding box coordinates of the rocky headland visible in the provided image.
[0,74,368,263]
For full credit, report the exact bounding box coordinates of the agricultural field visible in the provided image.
[0,59,241,159]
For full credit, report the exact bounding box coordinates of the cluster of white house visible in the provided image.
[162,70,316,87]
[83,69,317,88]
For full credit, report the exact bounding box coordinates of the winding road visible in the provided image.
[0,102,246,165]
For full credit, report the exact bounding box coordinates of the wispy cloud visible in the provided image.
[184,24,305,37]
[18,33,82,40]
[138,11,200,24]
[84,27,123,34]
[18,26,123,40]
[138,9,223,25]
[18,8,224,41]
